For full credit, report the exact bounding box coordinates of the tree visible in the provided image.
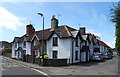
[3,46,12,57]
[4,46,12,53]
[110,2,120,55]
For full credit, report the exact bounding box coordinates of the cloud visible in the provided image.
[0,30,3,40]
[106,40,115,48]
[0,7,27,30]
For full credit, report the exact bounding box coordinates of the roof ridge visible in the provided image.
[35,28,51,33]
[64,25,71,36]
[99,40,110,48]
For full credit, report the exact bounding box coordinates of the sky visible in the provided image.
[0,1,118,48]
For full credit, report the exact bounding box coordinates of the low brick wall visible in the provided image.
[43,58,68,66]
[26,55,33,63]
[25,55,68,66]
[34,58,41,64]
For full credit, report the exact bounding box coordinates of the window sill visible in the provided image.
[75,59,78,60]
[53,45,58,46]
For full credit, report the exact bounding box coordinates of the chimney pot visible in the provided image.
[51,15,58,30]
[52,15,55,19]
[79,27,86,35]
[26,24,35,35]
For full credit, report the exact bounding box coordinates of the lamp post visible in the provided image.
[38,13,44,66]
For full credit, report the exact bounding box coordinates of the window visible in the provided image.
[53,37,58,46]
[23,41,26,48]
[23,50,26,55]
[75,51,78,60]
[75,38,79,47]
[15,43,17,48]
[34,40,38,46]
[53,51,58,58]
[1,46,3,48]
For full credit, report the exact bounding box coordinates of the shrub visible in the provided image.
[36,55,49,58]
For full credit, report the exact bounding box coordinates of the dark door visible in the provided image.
[53,51,58,58]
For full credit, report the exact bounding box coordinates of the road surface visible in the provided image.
[2,56,45,76]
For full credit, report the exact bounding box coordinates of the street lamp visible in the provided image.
[38,13,44,66]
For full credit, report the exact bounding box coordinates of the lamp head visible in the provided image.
[38,13,43,17]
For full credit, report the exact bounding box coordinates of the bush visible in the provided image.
[44,55,49,58]
[35,55,49,58]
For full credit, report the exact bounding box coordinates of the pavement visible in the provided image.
[2,56,119,76]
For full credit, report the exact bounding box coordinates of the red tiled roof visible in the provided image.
[99,40,110,48]
[13,25,78,42]
[34,25,78,40]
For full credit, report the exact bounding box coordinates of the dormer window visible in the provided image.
[23,41,26,48]
[53,37,58,46]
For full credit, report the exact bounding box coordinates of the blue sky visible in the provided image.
[0,2,117,48]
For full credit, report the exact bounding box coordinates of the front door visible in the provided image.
[53,51,58,58]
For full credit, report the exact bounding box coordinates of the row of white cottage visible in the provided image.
[12,16,112,64]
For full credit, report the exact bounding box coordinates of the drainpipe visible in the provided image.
[72,39,76,64]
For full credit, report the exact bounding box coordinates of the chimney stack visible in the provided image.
[79,27,86,35]
[51,15,58,30]
[26,24,35,35]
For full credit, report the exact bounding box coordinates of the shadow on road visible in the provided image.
[71,59,108,67]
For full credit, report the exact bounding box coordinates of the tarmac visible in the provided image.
[2,56,119,76]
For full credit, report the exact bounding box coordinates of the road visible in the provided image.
[1,56,45,76]
[36,56,118,75]
[0,56,119,76]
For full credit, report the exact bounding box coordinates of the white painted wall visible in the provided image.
[80,40,92,61]
[47,33,72,64]
[100,45,104,53]
[26,42,31,55]
[89,42,94,59]
[47,33,83,64]
[81,52,86,62]
[12,39,19,58]
[73,36,81,63]
[12,43,15,58]
[100,45,108,54]
[12,38,32,59]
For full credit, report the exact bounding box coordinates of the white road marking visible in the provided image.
[1,68,4,70]
[32,68,48,76]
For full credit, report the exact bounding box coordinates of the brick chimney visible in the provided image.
[26,24,35,35]
[79,27,86,35]
[51,15,58,30]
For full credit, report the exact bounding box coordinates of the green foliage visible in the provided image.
[4,46,12,53]
[110,2,120,55]
[44,55,49,58]
[35,54,49,58]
